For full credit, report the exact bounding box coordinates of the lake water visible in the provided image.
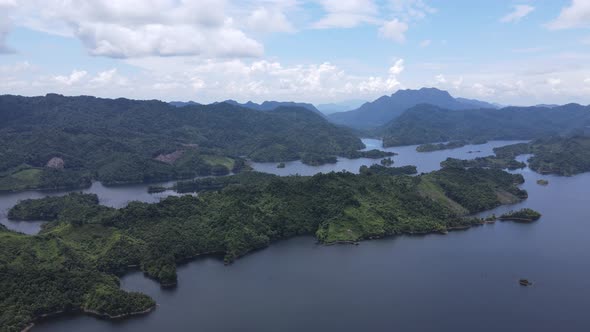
[0,181,181,234]
[5,140,590,331]
[250,139,525,175]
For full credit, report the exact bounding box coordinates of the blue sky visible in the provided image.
[0,0,589,106]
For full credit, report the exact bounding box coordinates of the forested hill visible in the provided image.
[0,94,363,191]
[381,103,590,147]
[220,100,324,117]
[491,136,590,176]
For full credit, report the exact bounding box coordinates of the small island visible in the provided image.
[380,157,394,166]
[499,208,542,222]
[300,153,338,166]
[536,179,549,186]
[342,149,397,160]
[441,156,526,170]
[416,141,467,152]
[147,185,167,193]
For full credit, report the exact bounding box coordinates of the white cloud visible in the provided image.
[191,77,206,90]
[435,74,447,84]
[389,59,405,75]
[7,0,264,58]
[116,56,408,102]
[471,83,495,97]
[53,70,87,85]
[359,59,405,93]
[547,0,590,30]
[379,19,408,43]
[313,0,379,29]
[89,68,128,86]
[246,7,294,33]
[500,5,534,23]
[546,77,562,93]
[585,78,590,83]
[77,21,263,58]
[420,39,431,47]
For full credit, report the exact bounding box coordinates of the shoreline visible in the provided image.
[20,305,157,332]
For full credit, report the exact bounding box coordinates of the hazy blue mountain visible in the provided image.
[220,100,324,117]
[170,101,201,107]
[328,88,496,129]
[316,100,368,114]
[534,104,561,108]
[455,97,499,109]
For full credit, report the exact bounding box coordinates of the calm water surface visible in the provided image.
[4,140,590,331]
[251,139,526,175]
[0,181,182,234]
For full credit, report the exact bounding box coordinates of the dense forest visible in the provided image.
[525,136,590,176]
[436,136,590,176]
[0,94,364,192]
[380,104,590,147]
[1,167,527,331]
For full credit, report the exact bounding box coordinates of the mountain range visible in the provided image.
[0,94,362,191]
[171,99,324,117]
[380,103,590,147]
[316,100,367,114]
[328,88,498,129]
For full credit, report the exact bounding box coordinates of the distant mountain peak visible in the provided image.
[328,87,498,129]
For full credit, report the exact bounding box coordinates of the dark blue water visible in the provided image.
[6,140,590,331]
[0,181,183,234]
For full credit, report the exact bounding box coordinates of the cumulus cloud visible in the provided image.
[53,70,88,85]
[435,74,447,84]
[246,6,295,33]
[358,59,405,93]
[379,19,408,43]
[89,68,128,86]
[547,0,590,29]
[500,5,535,23]
[7,0,264,58]
[117,56,407,102]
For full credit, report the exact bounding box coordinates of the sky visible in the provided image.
[0,0,589,106]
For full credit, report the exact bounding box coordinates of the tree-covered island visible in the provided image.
[1,166,529,331]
